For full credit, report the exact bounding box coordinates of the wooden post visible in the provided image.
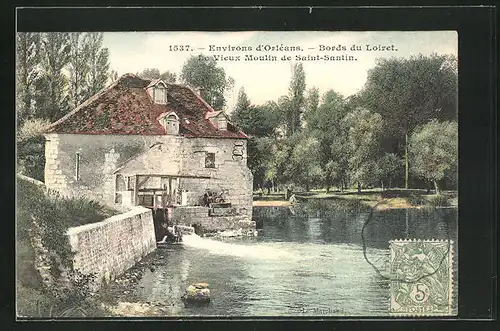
[134,175,139,206]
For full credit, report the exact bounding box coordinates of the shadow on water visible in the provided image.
[252,201,457,249]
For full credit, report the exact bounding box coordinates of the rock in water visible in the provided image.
[194,282,209,289]
[182,283,211,305]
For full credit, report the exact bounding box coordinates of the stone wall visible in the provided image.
[66,206,156,284]
[172,206,256,232]
[44,133,253,220]
[44,133,148,205]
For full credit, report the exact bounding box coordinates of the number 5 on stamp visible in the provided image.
[389,239,455,316]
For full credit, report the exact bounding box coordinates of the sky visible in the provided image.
[103,31,457,111]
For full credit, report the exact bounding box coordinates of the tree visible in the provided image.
[409,120,458,194]
[231,88,279,137]
[232,87,251,117]
[82,33,110,99]
[139,68,161,80]
[375,153,403,190]
[359,53,458,188]
[275,95,292,137]
[304,86,320,123]
[305,89,349,192]
[68,33,89,109]
[17,118,51,181]
[265,138,294,191]
[286,62,306,136]
[284,133,322,192]
[16,32,41,125]
[180,55,230,110]
[35,32,71,122]
[160,71,177,83]
[109,69,119,83]
[138,68,177,83]
[344,108,384,192]
[231,89,280,188]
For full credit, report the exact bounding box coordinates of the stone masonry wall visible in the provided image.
[172,206,256,232]
[44,134,253,221]
[44,133,150,205]
[66,206,156,284]
[178,138,253,220]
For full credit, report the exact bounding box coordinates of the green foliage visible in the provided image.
[56,195,119,228]
[18,32,111,123]
[82,33,110,99]
[16,32,41,125]
[138,68,177,83]
[277,133,323,191]
[35,32,71,122]
[17,176,119,317]
[409,120,458,193]
[232,101,279,138]
[17,176,119,269]
[17,118,50,182]
[406,193,426,206]
[296,198,371,215]
[359,54,458,188]
[68,33,89,109]
[285,63,307,136]
[306,89,349,190]
[305,86,320,118]
[426,195,451,207]
[360,53,457,139]
[344,108,384,191]
[180,55,230,110]
[376,153,404,189]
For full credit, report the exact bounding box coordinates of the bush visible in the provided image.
[296,198,371,216]
[406,194,426,206]
[16,175,120,317]
[426,195,451,207]
[54,195,119,228]
[17,119,50,182]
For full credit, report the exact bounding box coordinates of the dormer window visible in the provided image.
[207,111,228,131]
[217,115,227,131]
[158,112,179,135]
[146,80,168,105]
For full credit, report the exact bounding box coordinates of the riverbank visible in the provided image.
[253,188,457,210]
[92,205,457,317]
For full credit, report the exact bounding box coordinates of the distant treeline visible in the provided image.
[230,54,458,194]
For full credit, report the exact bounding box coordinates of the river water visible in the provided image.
[100,205,457,317]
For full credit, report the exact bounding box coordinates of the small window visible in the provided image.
[153,85,167,104]
[205,152,215,168]
[218,116,227,130]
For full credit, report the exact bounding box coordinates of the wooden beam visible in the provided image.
[134,175,139,205]
[133,173,211,179]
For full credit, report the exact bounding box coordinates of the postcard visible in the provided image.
[16,30,458,318]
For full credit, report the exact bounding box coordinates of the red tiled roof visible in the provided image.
[45,74,248,139]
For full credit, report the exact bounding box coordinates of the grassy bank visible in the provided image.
[16,175,120,317]
[253,188,457,209]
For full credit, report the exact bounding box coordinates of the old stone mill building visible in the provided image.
[43,74,254,239]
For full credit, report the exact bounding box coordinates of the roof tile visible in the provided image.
[45,74,247,139]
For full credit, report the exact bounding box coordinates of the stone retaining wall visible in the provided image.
[172,206,255,232]
[67,206,156,284]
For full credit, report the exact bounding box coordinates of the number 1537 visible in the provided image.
[169,45,191,51]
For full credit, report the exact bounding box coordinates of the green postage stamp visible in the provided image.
[389,239,455,316]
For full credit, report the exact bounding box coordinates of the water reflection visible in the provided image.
[253,205,457,249]
[110,203,457,317]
